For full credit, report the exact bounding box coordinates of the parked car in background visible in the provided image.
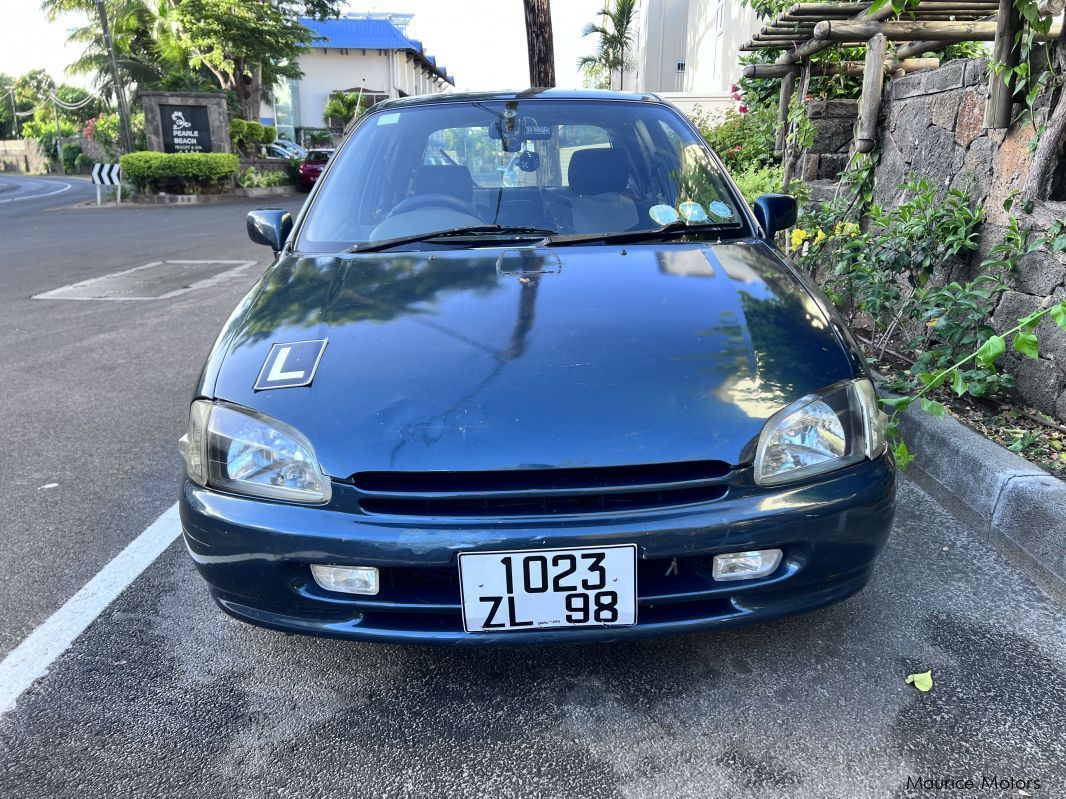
[273,139,308,159]
[259,143,296,160]
[297,149,334,189]
[180,90,896,645]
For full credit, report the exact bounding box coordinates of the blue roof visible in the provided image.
[299,16,453,83]
[301,16,414,51]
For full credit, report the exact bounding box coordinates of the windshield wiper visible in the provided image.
[545,221,743,248]
[348,225,557,253]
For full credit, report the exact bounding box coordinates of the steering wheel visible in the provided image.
[389,193,477,217]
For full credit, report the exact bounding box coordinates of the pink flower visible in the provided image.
[738,104,748,114]
[730,84,739,93]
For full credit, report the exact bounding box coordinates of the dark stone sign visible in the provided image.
[160,104,213,153]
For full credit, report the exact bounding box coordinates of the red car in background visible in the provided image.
[297,149,334,190]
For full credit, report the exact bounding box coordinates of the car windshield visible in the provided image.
[297,98,749,251]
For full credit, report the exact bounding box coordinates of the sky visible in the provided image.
[0,0,607,90]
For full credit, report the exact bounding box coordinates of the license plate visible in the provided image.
[458,545,637,633]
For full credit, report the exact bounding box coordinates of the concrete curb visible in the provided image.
[897,403,1066,582]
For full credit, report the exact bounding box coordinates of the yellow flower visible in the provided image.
[790,228,809,249]
[813,228,827,246]
[834,221,860,238]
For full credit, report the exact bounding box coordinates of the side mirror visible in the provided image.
[247,209,293,252]
[752,194,798,241]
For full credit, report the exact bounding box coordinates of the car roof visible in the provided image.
[373,88,665,112]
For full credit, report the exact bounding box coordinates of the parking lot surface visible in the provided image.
[0,181,1063,798]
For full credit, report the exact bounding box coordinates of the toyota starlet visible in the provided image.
[179,89,895,644]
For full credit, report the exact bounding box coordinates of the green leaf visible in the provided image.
[881,397,913,411]
[951,370,967,396]
[920,398,946,417]
[893,440,914,470]
[1050,301,1066,331]
[976,335,1005,368]
[1013,331,1039,360]
[905,670,933,692]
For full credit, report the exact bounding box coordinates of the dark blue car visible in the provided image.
[179,90,895,644]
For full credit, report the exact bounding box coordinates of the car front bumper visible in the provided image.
[180,455,896,645]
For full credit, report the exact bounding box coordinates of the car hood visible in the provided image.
[204,241,858,478]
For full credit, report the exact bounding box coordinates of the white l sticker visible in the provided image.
[267,346,305,382]
[254,339,328,390]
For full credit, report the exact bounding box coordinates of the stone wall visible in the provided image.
[870,57,1066,422]
[799,99,858,182]
[0,139,48,174]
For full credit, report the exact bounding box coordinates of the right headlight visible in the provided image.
[179,400,331,503]
[754,378,886,486]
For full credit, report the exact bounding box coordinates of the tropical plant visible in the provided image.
[322,91,365,130]
[578,0,638,91]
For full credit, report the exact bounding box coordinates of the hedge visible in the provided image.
[120,151,240,194]
[229,119,276,156]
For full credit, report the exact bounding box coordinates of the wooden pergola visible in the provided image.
[738,0,1064,181]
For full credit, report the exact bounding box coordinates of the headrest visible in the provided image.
[567,148,629,195]
[413,165,474,202]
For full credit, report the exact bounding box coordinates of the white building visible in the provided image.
[624,0,761,117]
[261,13,454,142]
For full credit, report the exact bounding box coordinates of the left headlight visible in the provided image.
[754,378,886,487]
[179,400,331,503]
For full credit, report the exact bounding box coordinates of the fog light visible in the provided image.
[310,564,379,595]
[712,549,782,581]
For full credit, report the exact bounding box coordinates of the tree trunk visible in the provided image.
[1022,34,1066,202]
[235,63,263,122]
[523,0,556,88]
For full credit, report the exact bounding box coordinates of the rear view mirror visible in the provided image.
[247,209,293,252]
[753,194,798,241]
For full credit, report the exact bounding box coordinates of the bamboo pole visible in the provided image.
[984,0,1022,128]
[743,63,801,78]
[856,34,887,153]
[745,57,938,78]
[775,71,796,159]
[814,19,997,40]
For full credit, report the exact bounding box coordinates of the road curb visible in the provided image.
[897,402,1066,582]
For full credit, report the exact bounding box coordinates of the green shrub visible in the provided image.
[60,143,82,173]
[731,164,783,204]
[120,151,239,194]
[695,105,777,173]
[230,119,277,156]
[236,166,291,189]
[74,152,93,171]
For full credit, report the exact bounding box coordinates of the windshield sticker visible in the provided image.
[650,204,680,225]
[709,201,734,219]
[254,339,328,390]
[375,113,400,126]
[678,201,709,224]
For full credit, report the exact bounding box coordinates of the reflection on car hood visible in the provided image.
[204,241,858,477]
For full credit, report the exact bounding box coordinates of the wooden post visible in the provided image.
[856,34,887,153]
[782,62,811,191]
[985,0,1022,128]
[775,71,796,160]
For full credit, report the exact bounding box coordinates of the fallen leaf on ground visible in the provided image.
[905,670,933,692]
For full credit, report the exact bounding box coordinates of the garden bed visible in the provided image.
[864,343,1066,481]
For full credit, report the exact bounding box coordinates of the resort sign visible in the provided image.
[159,104,214,153]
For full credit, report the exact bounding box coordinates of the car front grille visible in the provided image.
[350,460,732,518]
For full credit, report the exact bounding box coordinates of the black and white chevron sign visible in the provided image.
[91,163,121,185]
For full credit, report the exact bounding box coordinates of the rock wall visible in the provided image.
[872,57,1066,422]
[800,99,858,182]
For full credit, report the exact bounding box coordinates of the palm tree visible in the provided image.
[578,0,638,91]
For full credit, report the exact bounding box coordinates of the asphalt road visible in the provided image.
[0,176,1063,798]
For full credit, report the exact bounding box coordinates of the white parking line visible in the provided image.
[0,181,72,204]
[0,503,181,716]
